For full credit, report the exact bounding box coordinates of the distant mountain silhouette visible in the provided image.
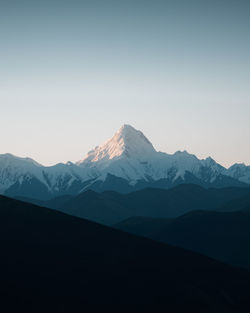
[24,184,250,225]
[1,195,250,311]
[219,192,250,212]
[114,216,174,237]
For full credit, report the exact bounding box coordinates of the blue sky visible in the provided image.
[0,0,249,167]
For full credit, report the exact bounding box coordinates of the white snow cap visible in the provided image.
[79,124,156,164]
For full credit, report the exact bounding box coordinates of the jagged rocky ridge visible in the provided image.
[0,124,249,200]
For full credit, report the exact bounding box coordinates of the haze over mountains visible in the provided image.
[24,184,250,225]
[1,124,250,200]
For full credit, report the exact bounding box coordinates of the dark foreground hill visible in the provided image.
[115,210,250,270]
[1,196,250,312]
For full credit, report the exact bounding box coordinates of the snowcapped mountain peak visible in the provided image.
[229,163,247,169]
[0,153,44,194]
[119,123,134,133]
[203,156,218,166]
[78,124,156,165]
[0,153,42,167]
[117,124,151,144]
[115,124,155,153]
[227,163,250,184]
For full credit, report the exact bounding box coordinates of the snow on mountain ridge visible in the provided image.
[0,153,42,166]
[0,154,91,195]
[77,125,229,183]
[78,124,156,165]
[0,154,44,193]
[227,163,250,184]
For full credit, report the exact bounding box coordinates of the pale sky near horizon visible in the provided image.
[0,0,249,168]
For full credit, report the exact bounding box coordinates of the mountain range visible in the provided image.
[19,183,250,225]
[1,124,250,200]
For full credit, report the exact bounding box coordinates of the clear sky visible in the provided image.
[0,0,249,167]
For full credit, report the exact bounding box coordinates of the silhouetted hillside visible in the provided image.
[1,196,250,311]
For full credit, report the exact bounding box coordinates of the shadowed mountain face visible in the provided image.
[30,184,250,225]
[114,210,250,270]
[1,196,250,311]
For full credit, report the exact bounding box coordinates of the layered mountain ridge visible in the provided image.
[1,124,249,199]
